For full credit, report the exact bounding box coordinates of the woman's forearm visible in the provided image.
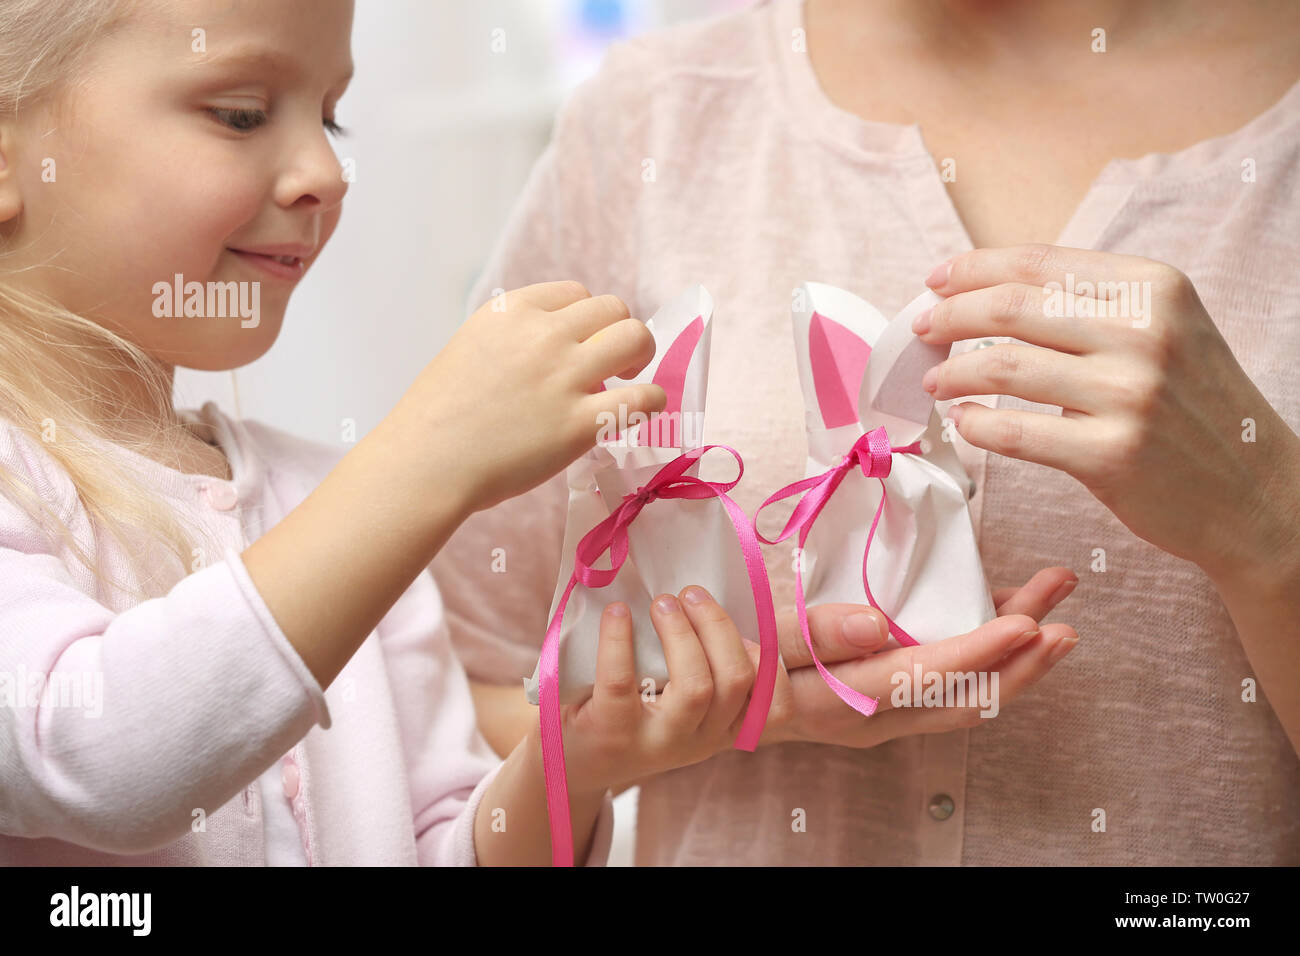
[1207,552,1300,758]
[473,723,606,865]
[1202,433,1300,757]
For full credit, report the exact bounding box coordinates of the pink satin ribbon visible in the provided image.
[752,426,922,719]
[539,443,779,866]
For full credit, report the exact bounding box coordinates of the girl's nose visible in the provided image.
[274,130,350,212]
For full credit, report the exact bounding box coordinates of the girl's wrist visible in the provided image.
[521,719,610,803]
[364,406,479,533]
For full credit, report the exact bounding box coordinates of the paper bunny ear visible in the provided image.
[858,290,951,444]
[793,283,889,431]
[604,284,713,449]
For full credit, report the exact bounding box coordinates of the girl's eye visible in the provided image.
[207,107,348,138]
[208,106,267,131]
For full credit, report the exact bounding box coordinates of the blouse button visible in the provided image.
[281,760,301,800]
[928,793,956,821]
[202,482,238,511]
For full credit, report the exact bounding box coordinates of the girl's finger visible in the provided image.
[579,383,667,433]
[570,316,656,386]
[992,566,1078,618]
[749,647,796,747]
[923,343,1095,412]
[589,602,641,731]
[509,279,591,311]
[648,593,714,733]
[677,586,755,738]
[917,283,1102,353]
[560,293,632,340]
[946,401,1088,474]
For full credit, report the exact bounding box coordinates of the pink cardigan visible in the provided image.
[432,0,1300,865]
[0,402,614,865]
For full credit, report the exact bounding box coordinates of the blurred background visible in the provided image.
[174,0,753,867]
[175,0,748,439]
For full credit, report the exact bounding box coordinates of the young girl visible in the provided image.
[0,0,784,865]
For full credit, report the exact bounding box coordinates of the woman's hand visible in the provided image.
[914,245,1300,582]
[560,586,795,794]
[759,567,1079,748]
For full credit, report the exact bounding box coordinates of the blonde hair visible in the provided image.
[0,0,220,602]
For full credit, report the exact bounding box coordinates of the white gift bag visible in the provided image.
[530,285,780,865]
[753,282,996,715]
[526,284,778,713]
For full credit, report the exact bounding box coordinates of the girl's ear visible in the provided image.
[808,310,871,429]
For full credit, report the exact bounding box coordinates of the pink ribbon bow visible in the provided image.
[539,443,779,866]
[752,425,922,719]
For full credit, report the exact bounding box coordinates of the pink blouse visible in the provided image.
[432,0,1300,864]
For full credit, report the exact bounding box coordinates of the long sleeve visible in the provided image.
[0,518,330,854]
[377,571,614,866]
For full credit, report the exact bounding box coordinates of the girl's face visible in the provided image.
[0,0,354,370]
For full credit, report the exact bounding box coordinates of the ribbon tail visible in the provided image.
[861,479,920,647]
[794,527,879,717]
[539,574,580,867]
[718,493,779,750]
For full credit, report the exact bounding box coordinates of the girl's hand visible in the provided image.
[391,280,667,515]
[561,586,794,794]
[916,246,1300,581]
[761,566,1079,748]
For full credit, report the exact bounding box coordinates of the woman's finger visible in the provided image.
[869,613,1044,713]
[917,282,1102,353]
[946,401,1089,473]
[776,603,890,670]
[648,593,714,733]
[923,343,1097,412]
[992,566,1078,618]
[677,586,755,739]
[864,622,1080,740]
[927,244,1153,297]
[797,613,1041,721]
[589,601,642,731]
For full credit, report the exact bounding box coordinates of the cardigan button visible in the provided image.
[281,760,301,800]
[202,482,238,511]
[928,793,955,821]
